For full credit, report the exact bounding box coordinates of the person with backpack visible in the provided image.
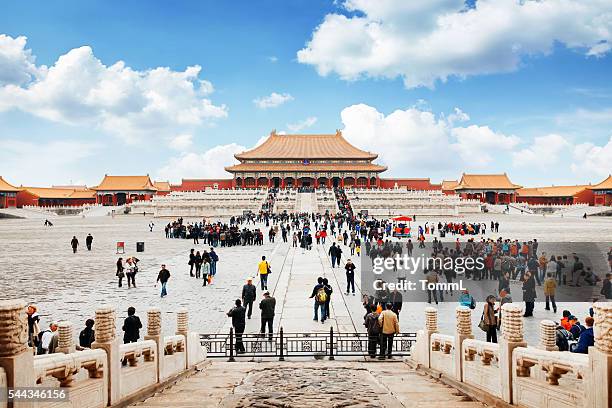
[79,319,95,349]
[364,304,380,358]
[38,322,59,355]
[309,277,327,323]
[482,295,498,343]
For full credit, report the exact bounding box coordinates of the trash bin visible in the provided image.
[136,242,145,252]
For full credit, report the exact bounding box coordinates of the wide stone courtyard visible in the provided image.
[1,212,611,345]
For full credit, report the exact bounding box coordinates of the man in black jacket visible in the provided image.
[122,307,142,344]
[242,278,257,319]
[85,234,93,251]
[259,291,276,341]
[227,299,246,353]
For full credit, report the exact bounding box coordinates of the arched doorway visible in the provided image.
[370,177,377,188]
[344,177,355,188]
[235,177,243,188]
[272,177,280,188]
[317,177,328,189]
[285,177,295,188]
[332,177,341,188]
[116,193,127,205]
[357,177,368,188]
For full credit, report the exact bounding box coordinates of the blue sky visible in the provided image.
[0,0,611,186]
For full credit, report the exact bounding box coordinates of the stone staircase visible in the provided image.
[131,360,487,407]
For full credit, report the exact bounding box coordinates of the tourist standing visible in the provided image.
[345,259,356,295]
[364,304,380,358]
[322,278,333,320]
[258,256,271,290]
[483,295,498,343]
[194,251,202,279]
[259,291,276,341]
[71,236,79,253]
[188,249,195,277]
[310,277,327,323]
[122,306,142,361]
[116,258,125,288]
[543,273,557,313]
[242,278,257,319]
[328,243,339,268]
[227,299,246,354]
[209,247,219,276]
[378,303,400,359]
[26,304,40,349]
[79,319,95,348]
[156,264,171,297]
[85,233,93,251]
[38,323,59,355]
[522,271,536,317]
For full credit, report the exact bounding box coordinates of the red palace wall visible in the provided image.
[516,190,594,206]
[379,178,441,190]
[172,179,234,191]
[16,190,38,207]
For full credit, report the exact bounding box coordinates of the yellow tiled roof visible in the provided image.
[235,131,378,160]
[225,163,387,172]
[0,176,18,192]
[93,175,157,191]
[153,181,171,192]
[21,187,96,199]
[441,180,458,190]
[455,173,521,190]
[517,185,588,197]
[588,175,612,190]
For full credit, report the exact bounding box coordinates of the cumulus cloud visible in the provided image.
[571,135,612,179]
[253,92,293,109]
[168,134,193,151]
[513,134,571,169]
[287,117,317,132]
[156,143,245,182]
[446,107,470,125]
[298,0,612,88]
[0,35,227,143]
[451,125,520,166]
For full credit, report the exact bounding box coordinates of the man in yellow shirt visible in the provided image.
[257,256,271,290]
[378,303,400,359]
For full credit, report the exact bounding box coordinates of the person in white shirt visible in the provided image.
[39,322,58,354]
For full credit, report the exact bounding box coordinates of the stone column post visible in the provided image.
[0,300,35,408]
[455,306,473,381]
[538,320,558,351]
[499,303,526,404]
[144,308,164,380]
[91,306,121,405]
[176,309,189,369]
[588,303,612,408]
[419,307,438,368]
[57,321,75,354]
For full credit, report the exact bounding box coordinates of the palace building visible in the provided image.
[589,175,612,206]
[93,175,158,205]
[454,173,522,204]
[225,130,387,189]
[0,176,18,208]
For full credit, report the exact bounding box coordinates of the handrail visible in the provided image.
[33,349,106,386]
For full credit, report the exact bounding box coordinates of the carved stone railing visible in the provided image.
[513,347,587,407]
[462,339,502,399]
[118,340,158,400]
[409,302,612,408]
[430,333,456,377]
[0,299,207,408]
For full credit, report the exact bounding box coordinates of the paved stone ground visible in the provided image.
[132,360,486,408]
[1,213,610,344]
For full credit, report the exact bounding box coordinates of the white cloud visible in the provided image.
[0,35,42,86]
[340,104,456,173]
[156,143,245,182]
[298,0,612,88]
[268,56,279,63]
[571,135,612,179]
[168,134,193,151]
[0,138,100,185]
[446,107,470,125]
[451,126,520,166]
[513,134,571,169]
[0,35,227,143]
[253,92,293,109]
[287,117,318,132]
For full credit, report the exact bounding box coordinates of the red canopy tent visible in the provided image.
[392,216,412,222]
